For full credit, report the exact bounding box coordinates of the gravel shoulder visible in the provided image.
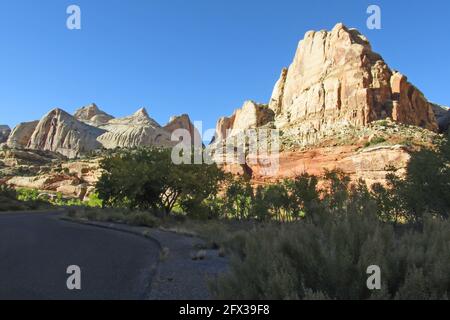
[61,217,229,300]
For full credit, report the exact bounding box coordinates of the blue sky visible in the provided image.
[0,0,449,133]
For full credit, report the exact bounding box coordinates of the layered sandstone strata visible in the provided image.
[97,108,173,149]
[223,145,411,186]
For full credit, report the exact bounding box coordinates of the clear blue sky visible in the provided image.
[1,0,449,132]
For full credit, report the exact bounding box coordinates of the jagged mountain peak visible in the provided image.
[133,107,150,119]
[74,103,114,127]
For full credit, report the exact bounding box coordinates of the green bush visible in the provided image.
[86,193,103,208]
[17,188,40,202]
[0,185,49,211]
[365,136,387,148]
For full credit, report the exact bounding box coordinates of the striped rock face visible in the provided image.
[6,104,200,159]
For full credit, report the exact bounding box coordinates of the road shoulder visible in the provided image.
[61,217,228,300]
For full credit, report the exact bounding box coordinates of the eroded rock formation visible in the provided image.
[0,125,10,144]
[74,103,114,127]
[223,145,411,186]
[163,114,202,146]
[213,23,443,184]
[6,105,199,158]
[214,101,275,141]
[7,121,39,149]
[97,107,173,149]
[432,104,450,133]
[27,108,105,158]
[267,23,438,133]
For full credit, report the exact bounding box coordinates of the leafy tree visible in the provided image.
[176,162,226,218]
[251,185,271,221]
[322,169,351,213]
[371,179,405,225]
[347,179,377,215]
[263,184,290,221]
[96,148,225,215]
[284,173,319,218]
[380,134,450,225]
[224,177,254,219]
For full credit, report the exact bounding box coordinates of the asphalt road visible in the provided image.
[0,212,160,300]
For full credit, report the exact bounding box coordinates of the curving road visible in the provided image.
[0,212,160,300]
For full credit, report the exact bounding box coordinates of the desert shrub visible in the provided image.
[0,184,17,199]
[211,211,450,300]
[0,185,25,211]
[365,136,387,148]
[105,209,128,222]
[127,211,159,228]
[0,197,27,211]
[69,207,160,228]
[84,208,105,221]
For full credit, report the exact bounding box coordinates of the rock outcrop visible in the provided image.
[6,104,193,158]
[215,24,438,149]
[214,101,275,141]
[27,108,105,158]
[225,145,411,186]
[0,147,100,200]
[163,114,202,146]
[74,103,114,127]
[7,121,39,149]
[0,125,10,144]
[432,104,450,133]
[212,23,444,184]
[97,108,173,149]
[267,23,437,133]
